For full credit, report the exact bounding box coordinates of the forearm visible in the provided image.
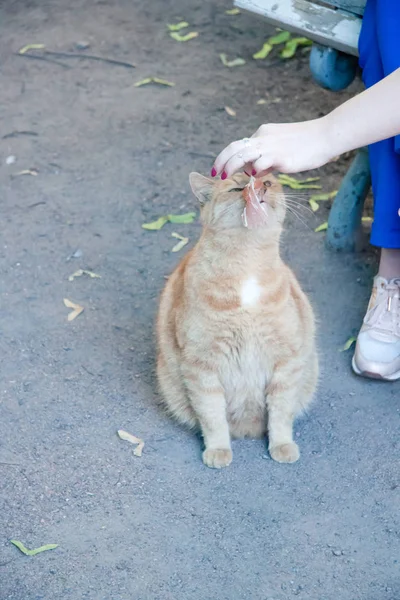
[326,68,400,156]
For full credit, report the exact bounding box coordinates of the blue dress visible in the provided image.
[359,0,400,248]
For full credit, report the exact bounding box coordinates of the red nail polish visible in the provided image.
[221,171,227,180]
[211,167,217,177]
[252,169,257,176]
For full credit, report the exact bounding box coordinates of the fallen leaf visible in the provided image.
[256,99,267,105]
[309,191,337,202]
[224,106,236,117]
[68,269,101,282]
[12,169,38,177]
[225,7,241,14]
[309,199,320,212]
[117,429,145,457]
[219,53,246,67]
[63,298,84,321]
[10,540,58,556]
[171,232,189,252]
[142,212,196,230]
[277,174,322,190]
[170,31,199,42]
[268,30,291,45]
[167,21,189,31]
[362,216,373,223]
[314,221,328,233]
[280,37,312,59]
[18,43,46,55]
[339,336,357,352]
[253,42,273,60]
[168,212,196,224]
[142,216,169,230]
[134,77,175,87]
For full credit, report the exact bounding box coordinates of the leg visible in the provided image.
[182,364,232,469]
[352,0,400,380]
[266,374,301,464]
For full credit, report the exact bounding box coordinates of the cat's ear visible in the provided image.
[189,172,214,205]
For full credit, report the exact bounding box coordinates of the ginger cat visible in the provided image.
[156,172,318,468]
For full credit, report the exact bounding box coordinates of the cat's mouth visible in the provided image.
[241,177,270,229]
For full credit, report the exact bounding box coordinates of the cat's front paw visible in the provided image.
[203,448,233,469]
[269,442,300,464]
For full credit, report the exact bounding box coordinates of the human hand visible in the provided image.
[211,117,334,179]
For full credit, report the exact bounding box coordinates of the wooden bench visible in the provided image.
[234,0,370,251]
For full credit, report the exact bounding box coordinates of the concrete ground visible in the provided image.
[0,1,399,599]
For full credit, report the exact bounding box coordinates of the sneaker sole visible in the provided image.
[352,356,400,381]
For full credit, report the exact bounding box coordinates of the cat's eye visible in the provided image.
[264,181,272,188]
[229,187,244,192]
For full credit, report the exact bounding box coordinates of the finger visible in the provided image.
[243,162,252,177]
[222,148,264,179]
[252,155,274,176]
[212,140,247,176]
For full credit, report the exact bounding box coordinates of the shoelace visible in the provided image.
[364,280,400,335]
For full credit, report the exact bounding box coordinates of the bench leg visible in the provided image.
[326,148,371,252]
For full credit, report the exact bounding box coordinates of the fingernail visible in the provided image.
[252,169,257,176]
[221,171,227,180]
[211,167,217,177]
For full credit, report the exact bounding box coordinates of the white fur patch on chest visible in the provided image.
[240,277,262,307]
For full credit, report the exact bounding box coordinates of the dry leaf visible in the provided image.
[170,31,198,42]
[68,269,101,282]
[171,232,189,252]
[224,106,236,117]
[10,540,58,556]
[219,53,246,67]
[362,216,373,223]
[225,8,241,14]
[63,298,84,321]
[134,77,175,87]
[12,169,38,177]
[256,99,267,105]
[18,43,46,55]
[339,336,357,352]
[167,21,189,31]
[117,429,144,457]
[314,222,328,233]
[253,42,273,60]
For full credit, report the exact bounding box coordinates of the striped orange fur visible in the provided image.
[156,172,318,468]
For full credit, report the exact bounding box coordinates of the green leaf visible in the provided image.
[142,216,169,230]
[253,42,273,60]
[280,37,312,59]
[168,212,196,224]
[11,540,58,556]
[18,43,46,55]
[362,216,373,223]
[309,199,319,212]
[167,21,189,31]
[339,336,357,352]
[134,77,175,87]
[277,174,321,190]
[314,221,328,233]
[225,8,241,15]
[219,53,246,67]
[152,77,175,86]
[309,190,337,202]
[267,30,291,45]
[170,31,198,42]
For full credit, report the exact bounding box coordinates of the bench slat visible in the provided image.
[234,0,361,55]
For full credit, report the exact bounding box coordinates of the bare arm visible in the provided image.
[212,68,400,178]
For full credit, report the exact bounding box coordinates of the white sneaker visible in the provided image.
[352,276,400,381]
